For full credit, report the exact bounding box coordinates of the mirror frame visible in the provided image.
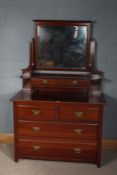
[34,20,91,72]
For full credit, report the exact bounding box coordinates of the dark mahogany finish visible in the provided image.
[11,20,105,167]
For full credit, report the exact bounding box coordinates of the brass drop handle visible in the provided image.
[74,111,84,118]
[32,109,40,115]
[42,79,48,84]
[32,127,40,132]
[72,80,79,85]
[32,146,40,151]
[74,129,83,134]
[74,148,82,154]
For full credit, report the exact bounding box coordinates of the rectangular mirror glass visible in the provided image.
[35,21,91,71]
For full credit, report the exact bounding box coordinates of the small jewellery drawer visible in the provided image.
[31,78,58,87]
[18,140,97,161]
[17,122,98,140]
[60,79,90,87]
[16,105,56,121]
[60,107,99,122]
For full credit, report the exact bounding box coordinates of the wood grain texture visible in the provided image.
[0,133,116,150]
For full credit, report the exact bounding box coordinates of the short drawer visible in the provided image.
[16,105,56,121]
[59,107,99,122]
[18,140,97,161]
[17,122,98,140]
[60,79,90,87]
[31,78,58,87]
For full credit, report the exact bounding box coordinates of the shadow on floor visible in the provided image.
[0,143,14,161]
[101,149,117,166]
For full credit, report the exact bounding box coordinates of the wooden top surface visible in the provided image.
[11,90,106,105]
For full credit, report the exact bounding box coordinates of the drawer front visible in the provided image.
[18,140,97,161]
[31,78,90,88]
[60,107,99,122]
[31,78,58,87]
[17,122,98,140]
[60,79,90,87]
[16,105,56,121]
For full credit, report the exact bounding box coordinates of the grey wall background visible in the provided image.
[0,0,117,138]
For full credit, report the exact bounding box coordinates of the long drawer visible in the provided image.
[17,121,98,140]
[18,140,97,161]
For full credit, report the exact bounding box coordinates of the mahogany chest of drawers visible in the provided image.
[12,90,105,167]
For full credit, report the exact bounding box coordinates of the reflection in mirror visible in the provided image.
[37,26,87,69]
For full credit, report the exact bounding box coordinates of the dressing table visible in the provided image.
[11,20,105,167]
